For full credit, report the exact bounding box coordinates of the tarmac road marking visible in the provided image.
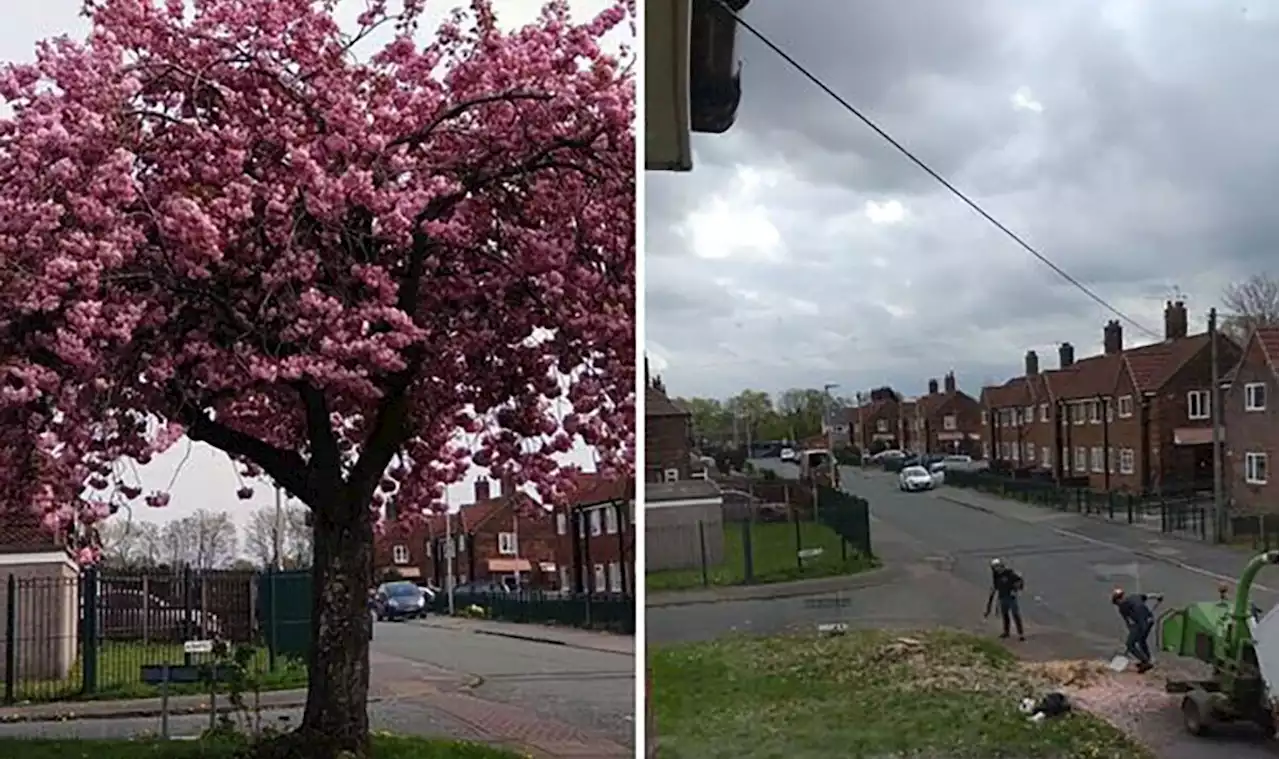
[1053,527,1276,594]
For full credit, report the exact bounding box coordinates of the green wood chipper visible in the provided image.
[1156,550,1278,736]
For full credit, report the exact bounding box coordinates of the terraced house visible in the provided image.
[908,372,983,457]
[848,387,906,453]
[1222,325,1278,514]
[980,301,1241,495]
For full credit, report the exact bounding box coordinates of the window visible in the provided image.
[1024,406,1035,424]
[663,468,679,483]
[1245,452,1268,485]
[1074,446,1086,472]
[943,414,957,431]
[1105,400,1114,423]
[589,509,602,536]
[577,511,585,537]
[1040,446,1050,468]
[555,513,567,535]
[497,532,517,556]
[392,544,409,565]
[1119,449,1135,475]
[1108,447,1116,474]
[1117,395,1134,418]
[876,419,888,433]
[559,567,570,592]
[1090,447,1103,473]
[1060,447,1069,469]
[604,505,619,534]
[982,442,990,459]
[1000,410,1009,427]
[980,410,988,425]
[1025,442,1035,462]
[1245,383,1267,412]
[1187,390,1210,420]
[607,562,622,592]
[593,563,606,593]
[1038,404,1049,422]
[1011,443,1020,462]
[1088,401,1101,424]
[1072,403,1085,425]
[425,540,433,559]
[456,535,466,553]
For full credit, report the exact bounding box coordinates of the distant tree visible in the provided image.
[161,510,238,570]
[97,519,163,569]
[244,502,314,569]
[1222,273,1279,341]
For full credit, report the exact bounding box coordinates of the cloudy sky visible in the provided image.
[645,0,1278,402]
[2,0,621,532]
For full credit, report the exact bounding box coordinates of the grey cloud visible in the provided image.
[646,0,1277,400]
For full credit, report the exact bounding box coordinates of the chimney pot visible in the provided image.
[1164,300,1189,340]
[944,372,956,393]
[1058,342,1075,369]
[1103,320,1123,355]
[1024,350,1039,376]
[474,477,491,503]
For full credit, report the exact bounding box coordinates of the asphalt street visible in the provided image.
[0,621,635,748]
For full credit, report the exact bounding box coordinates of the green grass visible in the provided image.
[646,521,879,592]
[649,629,1151,759]
[15,642,308,703]
[0,734,523,758]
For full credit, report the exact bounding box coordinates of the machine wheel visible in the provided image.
[1181,693,1213,736]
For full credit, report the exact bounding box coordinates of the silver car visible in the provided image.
[898,465,937,492]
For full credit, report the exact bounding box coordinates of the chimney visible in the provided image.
[927,378,939,395]
[474,477,491,503]
[1103,320,1123,355]
[1024,350,1039,376]
[1164,300,1188,340]
[943,372,956,394]
[499,473,516,498]
[1058,342,1075,369]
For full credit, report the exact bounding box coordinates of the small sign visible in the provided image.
[797,548,825,560]
[183,639,214,654]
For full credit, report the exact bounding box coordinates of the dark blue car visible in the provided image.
[374,581,427,621]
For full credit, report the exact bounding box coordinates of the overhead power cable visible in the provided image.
[713,0,1162,339]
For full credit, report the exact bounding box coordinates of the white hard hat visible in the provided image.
[991,558,1003,567]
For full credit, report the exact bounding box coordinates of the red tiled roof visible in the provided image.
[1120,335,1209,393]
[568,472,631,506]
[1044,353,1125,400]
[645,386,688,417]
[1257,327,1278,375]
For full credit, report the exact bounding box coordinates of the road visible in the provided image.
[0,620,635,751]
[649,461,1277,757]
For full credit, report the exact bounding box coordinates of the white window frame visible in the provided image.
[555,512,567,536]
[558,566,571,592]
[604,505,619,535]
[425,540,433,559]
[1187,390,1210,420]
[1025,442,1035,462]
[982,442,990,459]
[1107,447,1116,474]
[876,419,888,433]
[1105,400,1114,423]
[457,534,466,553]
[1060,447,1069,469]
[1072,403,1085,425]
[1117,395,1134,418]
[663,468,679,483]
[1088,401,1101,424]
[942,414,957,431]
[1245,382,1267,412]
[1090,446,1104,473]
[392,544,409,565]
[497,532,517,556]
[1245,452,1268,485]
[1011,443,1020,462]
[607,562,622,592]
[1040,446,1050,468]
[1024,406,1035,424]
[1074,446,1086,472]
[1119,448,1135,475]
[1038,404,1049,422]
[589,509,603,536]
[593,563,606,593]
[980,410,988,425]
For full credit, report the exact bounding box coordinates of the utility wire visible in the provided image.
[714,1,1162,340]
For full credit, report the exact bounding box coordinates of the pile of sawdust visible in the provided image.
[1022,659,1111,688]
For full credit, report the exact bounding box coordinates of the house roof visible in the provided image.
[645,479,721,503]
[645,385,688,417]
[1044,352,1125,401]
[567,472,632,506]
[1119,334,1210,393]
[1224,325,1278,384]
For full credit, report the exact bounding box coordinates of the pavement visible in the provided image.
[0,617,634,758]
[646,461,1277,757]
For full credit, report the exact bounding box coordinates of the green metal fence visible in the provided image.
[432,591,634,634]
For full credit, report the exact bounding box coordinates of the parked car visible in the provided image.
[779,447,797,462]
[898,465,940,492]
[96,588,223,641]
[451,580,511,596]
[375,581,427,621]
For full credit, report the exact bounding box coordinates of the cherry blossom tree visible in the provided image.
[0,0,634,754]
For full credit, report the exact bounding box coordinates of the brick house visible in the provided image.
[552,474,634,596]
[375,477,560,591]
[1222,325,1277,514]
[848,387,904,453]
[981,302,1241,494]
[645,361,693,483]
[909,372,983,456]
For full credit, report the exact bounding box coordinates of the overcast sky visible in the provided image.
[2,0,620,529]
[645,0,1278,402]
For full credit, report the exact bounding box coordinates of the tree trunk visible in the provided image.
[295,493,374,756]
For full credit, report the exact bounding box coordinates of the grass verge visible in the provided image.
[0,734,522,758]
[15,643,308,703]
[646,521,878,591]
[649,629,1151,759]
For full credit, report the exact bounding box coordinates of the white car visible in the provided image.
[779,447,797,462]
[898,465,938,492]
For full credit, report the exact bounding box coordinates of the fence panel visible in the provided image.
[2,574,81,703]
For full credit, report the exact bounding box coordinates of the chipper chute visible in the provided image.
[1157,550,1278,737]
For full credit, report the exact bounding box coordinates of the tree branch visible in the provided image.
[183,409,311,499]
[296,381,341,477]
[385,91,554,151]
